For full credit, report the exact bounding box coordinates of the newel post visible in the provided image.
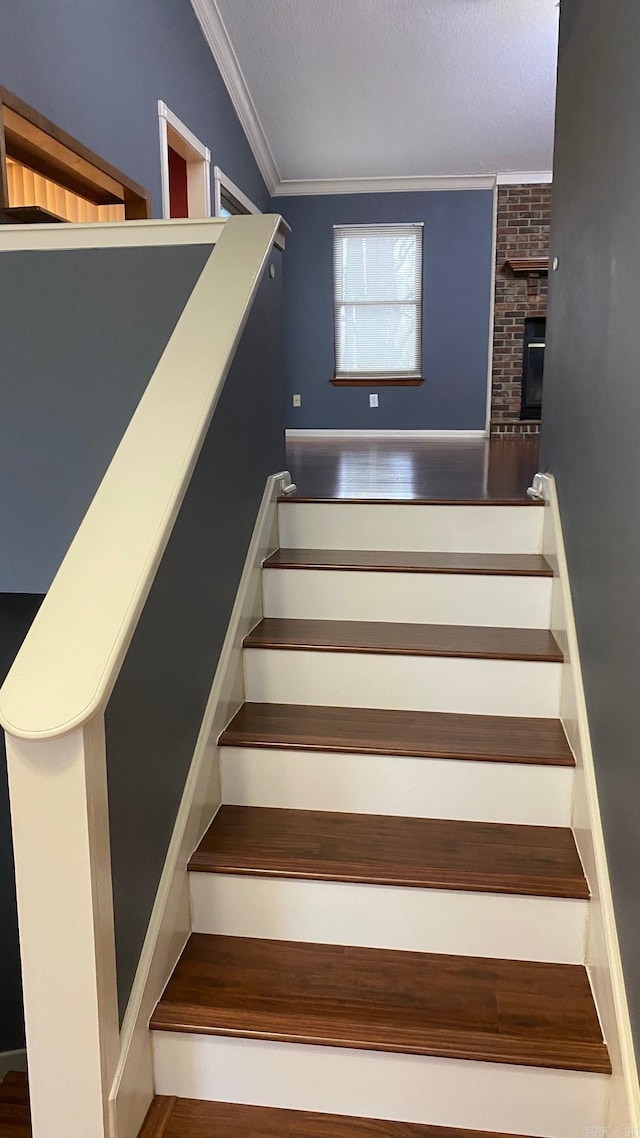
[6,716,120,1138]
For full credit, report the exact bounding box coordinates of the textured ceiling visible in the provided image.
[213,0,559,182]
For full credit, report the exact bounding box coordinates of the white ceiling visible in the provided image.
[202,0,559,190]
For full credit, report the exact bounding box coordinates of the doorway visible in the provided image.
[158,101,211,219]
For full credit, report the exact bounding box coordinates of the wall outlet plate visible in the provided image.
[292,394,301,407]
[369,393,379,408]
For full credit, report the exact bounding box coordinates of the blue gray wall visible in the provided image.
[271,190,494,430]
[0,0,268,213]
[0,595,43,1052]
[106,259,284,1016]
[541,0,640,1052]
[0,245,212,593]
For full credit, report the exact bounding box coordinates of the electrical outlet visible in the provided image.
[369,393,379,408]
[292,394,301,407]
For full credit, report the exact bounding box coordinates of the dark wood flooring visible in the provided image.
[219,703,575,766]
[189,806,588,899]
[0,1071,30,1137]
[138,1096,542,1138]
[244,619,563,663]
[150,934,610,1074]
[284,437,540,503]
[264,550,553,576]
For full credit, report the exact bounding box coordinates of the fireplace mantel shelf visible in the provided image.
[505,257,549,275]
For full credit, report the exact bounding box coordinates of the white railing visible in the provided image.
[0,213,285,1138]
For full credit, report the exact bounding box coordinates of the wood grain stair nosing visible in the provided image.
[137,1095,550,1138]
[242,619,564,664]
[218,704,575,767]
[188,807,589,901]
[277,496,545,507]
[150,1006,611,1074]
[150,936,611,1076]
[262,550,554,578]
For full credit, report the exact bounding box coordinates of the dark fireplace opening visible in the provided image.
[521,316,546,420]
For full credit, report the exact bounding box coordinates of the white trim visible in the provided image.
[0,217,226,251]
[274,174,496,197]
[158,101,212,219]
[0,215,283,741]
[278,502,544,555]
[109,470,294,1138]
[221,746,574,827]
[0,1049,27,1078]
[496,171,553,185]
[213,164,260,217]
[536,473,640,1131]
[189,0,279,193]
[485,182,498,433]
[285,429,488,439]
[6,720,119,1138]
[190,872,588,964]
[158,102,210,163]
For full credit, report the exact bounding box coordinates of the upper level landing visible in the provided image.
[284,436,540,505]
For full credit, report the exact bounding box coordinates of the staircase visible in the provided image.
[142,496,610,1137]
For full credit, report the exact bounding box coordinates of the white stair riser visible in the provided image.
[278,503,543,554]
[189,873,588,964]
[220,747,574,827]
[244,650,562,718]
[263,569,552,628]
[151,1032,607,1138]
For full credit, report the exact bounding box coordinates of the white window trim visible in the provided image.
[333,222,424,380]
[213,165,260,217]
[158,101,211,219]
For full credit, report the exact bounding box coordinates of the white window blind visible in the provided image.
[333,223,423,379]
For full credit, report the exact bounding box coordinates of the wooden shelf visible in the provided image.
[504,258,549,275]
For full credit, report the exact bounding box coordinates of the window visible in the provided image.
[213,166,260,218]
[333,223,423,381]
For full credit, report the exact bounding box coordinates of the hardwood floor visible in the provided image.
[284,437,540,503]
[0,1071,31,1137]
[189,806,588,899]
[244,618,563,662]
[219,703,575,765]
[264,550,554,576]
[138,1096,542,1138]
[150,934,610,1073]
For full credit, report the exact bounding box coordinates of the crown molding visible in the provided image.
[190,0,280,194]
[496,171,553,185]
[273,173,497,197]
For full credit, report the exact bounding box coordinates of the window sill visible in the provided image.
[330,377,425,387]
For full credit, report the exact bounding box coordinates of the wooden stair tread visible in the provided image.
[264,549,553,577]
[190,806,588,899]
[278,496,544,506]
[220,703,574,766]
[138,1096,545,1137]
[151,934,610,1074]
[0,1072,30,1136]
[243,619,562,662]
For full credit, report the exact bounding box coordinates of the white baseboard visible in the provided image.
[536,472,640,1131]
[0,1049,27,1078]
[107,470,295,1138]
[285,429,488,439]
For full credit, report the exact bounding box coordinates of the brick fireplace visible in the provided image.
[490,183,552,436]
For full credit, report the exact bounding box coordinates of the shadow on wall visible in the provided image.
[0,594,44,1052]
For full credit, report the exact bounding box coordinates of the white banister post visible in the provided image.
[6,717,119,1138]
